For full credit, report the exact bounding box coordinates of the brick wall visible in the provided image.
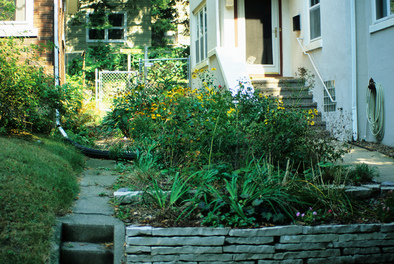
[125,224,394,263]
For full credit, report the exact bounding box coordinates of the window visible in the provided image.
[309,0,321,40]
[195,5,207,64]
[87,12,126,42]
[374,0,394,21]
[324,80,336,112]
[0,0,37,37]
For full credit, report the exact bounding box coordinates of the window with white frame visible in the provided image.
[324,80,336,112]
[309,0,321,40]
[374,0,394,21]
[87,12,126,42]
[195,5,207,64]
[0,0,37,37]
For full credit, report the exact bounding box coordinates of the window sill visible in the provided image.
[0,27,38,37]
[86,39,126,43]
[370,17,394,34]
[305,38,323,52]
[194,60,208,70]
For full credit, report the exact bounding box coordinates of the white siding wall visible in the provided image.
[356,1,394,146]
[289,0,353,141]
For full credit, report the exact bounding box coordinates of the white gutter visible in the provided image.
[350,0,358,141]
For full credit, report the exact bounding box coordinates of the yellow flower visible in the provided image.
[200,69,204,73]
[211,67,216,71]
[310,121,315,126]
[227,107,236,115]
[192,74,197,79]
[194,69,199,73]
[308,109,313,115]
[314,108,318,115]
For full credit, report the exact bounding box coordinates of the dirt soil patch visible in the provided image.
[351,140,394,158]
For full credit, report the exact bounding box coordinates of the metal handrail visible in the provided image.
[296,37,336,103]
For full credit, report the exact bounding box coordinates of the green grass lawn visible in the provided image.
[0,135,85,264]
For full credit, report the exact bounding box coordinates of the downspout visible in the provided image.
[350,0,358,141]
[54,0,68,138]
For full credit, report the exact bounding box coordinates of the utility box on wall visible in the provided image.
[293,15,301,31]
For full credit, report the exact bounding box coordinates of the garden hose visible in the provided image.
[366,78,385,141]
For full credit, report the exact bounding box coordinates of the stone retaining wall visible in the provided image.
[125,223,394,263]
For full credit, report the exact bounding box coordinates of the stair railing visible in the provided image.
[296,37,336,103]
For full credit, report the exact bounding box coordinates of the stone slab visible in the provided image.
[126,236,225,246]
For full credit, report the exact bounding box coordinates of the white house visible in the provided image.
[189,0,394,146]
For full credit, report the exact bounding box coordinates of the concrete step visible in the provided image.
[252,77,330,138]
[62,223,114,243]
[251,78,305,88]
[256,87,310,97]
[60,223,115,263]
[60,242,114,264]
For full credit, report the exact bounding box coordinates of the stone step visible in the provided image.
[252,77,330,138]
[62,223,114,243]
[60,242,114,264]
[251,78,305,88]
[60,223,115,264]
[256,87,310,97]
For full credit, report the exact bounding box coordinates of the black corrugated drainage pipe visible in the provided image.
[55,111,135,161]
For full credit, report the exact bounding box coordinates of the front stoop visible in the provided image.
[252,77,329,137]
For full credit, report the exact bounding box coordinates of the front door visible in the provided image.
[244,0,280,75]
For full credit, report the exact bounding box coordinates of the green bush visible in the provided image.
[104,69,330,170]
[0,38,84,135]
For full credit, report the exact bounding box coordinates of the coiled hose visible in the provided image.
[366,78,385,141]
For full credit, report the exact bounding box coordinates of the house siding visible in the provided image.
[355,1,394,146]
[65,0,151,54]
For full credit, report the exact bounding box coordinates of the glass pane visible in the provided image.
[310,7,321,39]
[204,7,207,33]
[391,0,394,14]
[200,34,204,60]
[108,29,123,40]
[195,39,200,63]
[108,13,124,27]
[376,0,387,19]
[310,0,320,7]
[89,29,104,40]
[199,10,203,37]
[0,0,26,21]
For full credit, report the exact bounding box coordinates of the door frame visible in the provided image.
[238,0,282,76]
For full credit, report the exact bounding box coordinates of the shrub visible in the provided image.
[0,38,84,135]
[104,69,334,171]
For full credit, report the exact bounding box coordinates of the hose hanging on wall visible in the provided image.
[366,78,385,141]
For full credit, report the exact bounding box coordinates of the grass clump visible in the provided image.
[0,136,84,264]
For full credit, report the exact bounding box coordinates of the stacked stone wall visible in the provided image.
[126,224,394,263]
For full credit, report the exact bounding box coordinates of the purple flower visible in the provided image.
[313,211,317,215]
[301,213,305,218]
[296,212,301,217]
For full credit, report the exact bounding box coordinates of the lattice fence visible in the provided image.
[95,70,138,111]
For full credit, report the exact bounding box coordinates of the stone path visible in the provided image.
[54,159,126,264]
